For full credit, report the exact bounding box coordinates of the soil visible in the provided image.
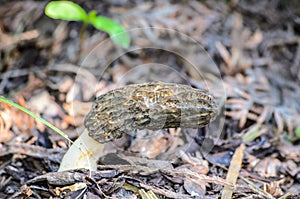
[0,0,300,198]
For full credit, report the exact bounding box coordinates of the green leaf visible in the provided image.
[242,125,261,142]
[296,126,300,139]
[0,96,76,146]
[45,1,87,22]
[90,15,130,48]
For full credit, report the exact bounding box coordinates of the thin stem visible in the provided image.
[77,22,88,63]
[0,96,81,149]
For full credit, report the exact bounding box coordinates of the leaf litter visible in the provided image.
[0,0,300,198]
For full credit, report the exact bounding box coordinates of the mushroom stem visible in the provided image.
[58,129,105,171]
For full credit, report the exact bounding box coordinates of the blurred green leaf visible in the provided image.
[45,1,130,48]
[87,10,97,21]
[45,1,87,22]
[295,126,300,139]
[242,124,267,143]
[90,16,130,48]
[139,189,158,199]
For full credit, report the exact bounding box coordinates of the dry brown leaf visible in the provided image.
[0,103,14,142]
[264,180,284,197]
[131,131,172,158]
[12,96,35,136]
[0,28,39,49]
[28,91,60,118]
[216,41,233,70]
[178,150,209,175]
[15,73,45,99]
[274,110,284,134]
[244,29,263,49]
[62,101,92,127]
[222,143,245,199]
[253,158,281,178]
[184,178,206,197]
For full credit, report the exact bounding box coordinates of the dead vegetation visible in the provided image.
[0,0,300,198]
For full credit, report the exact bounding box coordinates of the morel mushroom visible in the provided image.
[59,82,218,171]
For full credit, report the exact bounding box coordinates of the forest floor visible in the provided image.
[0,0,300,198]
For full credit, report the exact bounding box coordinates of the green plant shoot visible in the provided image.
[296,126,300,139]
[45,1,130,48]
[0,96,80,148]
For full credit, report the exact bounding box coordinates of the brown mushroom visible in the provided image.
[59,82,217,171]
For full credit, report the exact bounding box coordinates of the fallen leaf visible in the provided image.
[221,143,245,199]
